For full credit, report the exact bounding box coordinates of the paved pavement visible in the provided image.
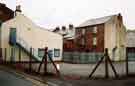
[0,66,47,86]
[0,70,33,86]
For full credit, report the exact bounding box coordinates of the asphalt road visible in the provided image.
[0,70,33,86]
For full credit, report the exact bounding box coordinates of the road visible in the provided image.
[0,70,34,86]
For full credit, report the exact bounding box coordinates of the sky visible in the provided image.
[1,0,135,29]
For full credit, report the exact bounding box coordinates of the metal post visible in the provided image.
[126,49,128,76]
[44,47,48,75]
[38,54,44,73]
[29,47,32,72]
[4,48,7,64]
[48,52,60,76]
[0,48,2,62]
[105,48,109,78]
[89,56,104,78]
[107,55,118,78]
[19,47,21,62]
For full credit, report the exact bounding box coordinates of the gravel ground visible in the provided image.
[47,61,135,78]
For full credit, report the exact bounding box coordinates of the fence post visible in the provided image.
[0,48,2,63]
[4,48,7,64]
[19,47,21,62]
[44,47,48,75]
[126,49,128,76]
[105,48,109,78]
[29,47,32,72]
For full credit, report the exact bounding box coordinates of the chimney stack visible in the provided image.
[118,13,123,22]
[62,26,66,31]
[53,26,60,32]
[69,24,74,30]
[0,3,6,7]
[15,5,22,16]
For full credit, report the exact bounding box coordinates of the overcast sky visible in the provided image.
[2,0,135,29]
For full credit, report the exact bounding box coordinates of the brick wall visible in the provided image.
[75,24,104,52]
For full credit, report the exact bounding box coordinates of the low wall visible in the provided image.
[63,52,104,63]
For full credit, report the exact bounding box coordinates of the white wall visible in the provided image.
[1,14,63,61]
[104,16,117,60]
[104,15,126,61]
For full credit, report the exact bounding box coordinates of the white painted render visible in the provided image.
[104,15,126,61]
[0,13,63,61]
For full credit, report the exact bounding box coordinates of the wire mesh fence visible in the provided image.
[0,47,135,79]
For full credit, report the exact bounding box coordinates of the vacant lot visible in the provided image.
[47,61,135,78]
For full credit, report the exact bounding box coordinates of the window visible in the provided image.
[54,49,60,57]
[38,48,44,57]
[82,29,85,35]
[93,37,97,46]
[81,38,85,45]
[9,28,16,45]
[93,26,97,33]
[48,50,53,58]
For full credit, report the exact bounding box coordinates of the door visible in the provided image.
[9,28,16,45]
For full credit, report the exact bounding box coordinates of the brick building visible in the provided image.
[53,24,76,51]
[62,14,126,63]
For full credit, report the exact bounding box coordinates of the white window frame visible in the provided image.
[93,37,97,46]
[54,49,60,57]
[93,26,97,33]
[82,29,85,35]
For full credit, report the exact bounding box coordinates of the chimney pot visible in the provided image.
[69,24,73,30]
[62,26,66,31]
[53,26,60,32]
[0,3,6,7]
[15,5,22,12]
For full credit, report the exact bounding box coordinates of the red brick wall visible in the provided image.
[63,24,104,52]
[63,39,75,51]
[75,24,104,52]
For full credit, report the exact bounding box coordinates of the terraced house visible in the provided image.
[63,14,126,63]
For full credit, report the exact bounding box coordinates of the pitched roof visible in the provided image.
[77,14,116,28]
[0,3,14,22]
